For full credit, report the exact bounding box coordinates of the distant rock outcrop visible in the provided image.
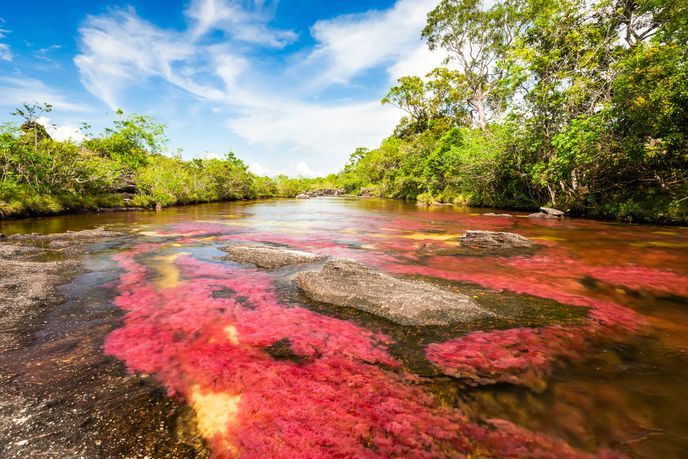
[528,207,565,219]
[459,230,534,249]
[295,193,310,199]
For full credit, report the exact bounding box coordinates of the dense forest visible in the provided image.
[1,0,686,223]
[339,0,688,223]
[0,104,333,217]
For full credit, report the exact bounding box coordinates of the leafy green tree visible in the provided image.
[84,110,166,172]
[423,0,525,129]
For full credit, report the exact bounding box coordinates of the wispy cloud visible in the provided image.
[304,0,439,85]
[0,76,91,112]
[0,20,13,61]
[185,0,297,47]
[34,44,62,62]
[73,0,440,172]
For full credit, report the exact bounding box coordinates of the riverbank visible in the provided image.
[0,228,209,458]
[3,194,688,228]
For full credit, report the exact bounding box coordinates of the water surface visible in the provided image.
[2,198,687,458]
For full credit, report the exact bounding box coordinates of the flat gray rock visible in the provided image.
[529,207,565,218]
[220,243,327,269]
[296,258,493,326]
[539,206,565,216]
[459,230,534,249]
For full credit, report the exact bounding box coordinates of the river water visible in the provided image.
[2,198,687,458]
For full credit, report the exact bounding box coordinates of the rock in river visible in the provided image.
[220,243,328,269]
[528,206,565,219]
[296,258,493,326]
[459,230,534,249]
[295,193,310,199]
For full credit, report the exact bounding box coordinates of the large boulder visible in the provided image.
[529,206,565,219]
[459,230,534,249]
[296,258,493,326]
[220,243,327,269]
[295,193,310,199]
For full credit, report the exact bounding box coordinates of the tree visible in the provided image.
[423,0,525,129]
[12,103,53,151]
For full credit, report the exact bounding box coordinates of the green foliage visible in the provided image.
[341,0,688,223]
[1,108,292,218]
[83,111,166,172]
[134,153,258,207]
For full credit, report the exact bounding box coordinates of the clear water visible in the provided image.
[2,198,687,458]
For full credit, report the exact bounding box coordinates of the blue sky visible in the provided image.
[0,0,443,176]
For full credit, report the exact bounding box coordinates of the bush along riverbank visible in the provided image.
[0,104,342,218]
[334,0,688,225]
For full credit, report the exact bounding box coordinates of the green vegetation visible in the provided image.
[2,0,686,223]
[339,0,688,223]
[0,104,324,217]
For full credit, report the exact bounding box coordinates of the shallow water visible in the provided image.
[2,198,688,458]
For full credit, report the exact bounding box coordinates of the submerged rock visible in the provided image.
[296,258,493,326]
[459,230,534,249]
[529,206,565,219]
[483,213,513,217]
[219,243,327,269]
[7,227,123,242]
[295,193,310,199]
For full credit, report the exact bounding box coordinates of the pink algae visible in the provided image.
[426,326,586,392]
[103,242,620,458]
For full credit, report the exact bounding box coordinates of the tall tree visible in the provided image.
[422,0,525,129]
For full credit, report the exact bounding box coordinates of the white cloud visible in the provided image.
[0,43,11,61]
[292,161,322,178]
[186,0,297,48]
[227,99,401,168]
[36,116,86,142]
[34,44,62,62]
[0,77,91,112]
[73,1,439,174]
[387,43,445,81]
[248,161,270,176]
[0,23,13,61]
[75,9,214,109]
[305,0,438,85]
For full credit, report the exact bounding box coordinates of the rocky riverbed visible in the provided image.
[0,229,209,458]
[0,198,686,458]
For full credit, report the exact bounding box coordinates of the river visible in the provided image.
[1,198,687,458]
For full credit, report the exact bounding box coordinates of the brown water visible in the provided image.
[2,198,687,458]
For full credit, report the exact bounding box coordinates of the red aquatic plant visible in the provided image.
[104,242,620,458]
[426,326,586,392]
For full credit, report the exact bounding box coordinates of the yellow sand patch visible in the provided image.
[402,232,459,241]
[631,241,688,248]
[190,386,241,453]
[147,252,190,289]
[224,325,239,345]
[531,235,566,241]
